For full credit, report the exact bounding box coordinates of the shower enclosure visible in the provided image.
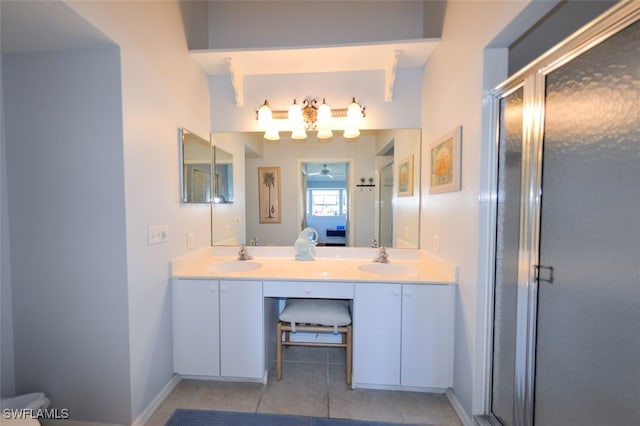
[485,3,640,425]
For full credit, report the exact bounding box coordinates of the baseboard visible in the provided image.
[131,374,181,426]
[445,388,473,426]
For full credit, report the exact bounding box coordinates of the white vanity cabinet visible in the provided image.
[172,279,264,379]
[172,279,220,376]
[353,282,454,389]
[219,280,264,378]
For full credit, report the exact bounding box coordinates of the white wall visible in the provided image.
[63,1,211,421]
[420,1,534,418]
[3,47,132,422]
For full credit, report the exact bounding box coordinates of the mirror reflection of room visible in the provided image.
[213,146,234,203]
[212,129,421,248]
[303,162,349,246]
[180,128,212,204]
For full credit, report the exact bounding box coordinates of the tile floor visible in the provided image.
[146,347,462,426]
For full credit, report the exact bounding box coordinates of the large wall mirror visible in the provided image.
[180,128,212,203]
[210,129,421,248]
[213,146,234,203]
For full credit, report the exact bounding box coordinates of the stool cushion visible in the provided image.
[279,299,351,329]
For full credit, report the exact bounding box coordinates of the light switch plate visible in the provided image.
[148,224,169,245]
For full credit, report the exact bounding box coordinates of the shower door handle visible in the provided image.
[534,265,554,284]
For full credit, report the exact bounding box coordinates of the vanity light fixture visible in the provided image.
[256,97,366,142]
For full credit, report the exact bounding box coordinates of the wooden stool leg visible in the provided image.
[276,321,283,381]
[346,325,352,385]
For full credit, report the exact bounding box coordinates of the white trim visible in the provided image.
[131,374,181,426]
[446,388,473,426]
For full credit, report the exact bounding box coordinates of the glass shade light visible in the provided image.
[264,125,280,142]
[289,99,307,140]
[257,100,273,128]
[343,127,360,139]
[316,128,333,139]
[344,97,363,139]
[346,97,363,128]
[291,125,307,140]
[288,100,303,127]
[316,99,333,139]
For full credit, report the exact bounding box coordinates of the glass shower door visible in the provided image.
[534,20,640,425]
[491,87,524,426]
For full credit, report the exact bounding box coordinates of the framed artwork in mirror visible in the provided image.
[258,166,281,223]
[429,126,462,194]
[397,155,414,197]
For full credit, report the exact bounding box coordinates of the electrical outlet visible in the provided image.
[186,233,194,249]
[148,224,169,245]
[433,234,440,252]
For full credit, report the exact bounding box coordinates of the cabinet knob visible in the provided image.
[305,287,311,294]
[221,286,227,292]
[209,285,217,292]
[404,290,412,297]
[393,289,401,296]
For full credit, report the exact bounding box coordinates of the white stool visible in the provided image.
[276,298,352,385]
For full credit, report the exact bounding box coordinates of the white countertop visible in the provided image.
[171,246,457,285]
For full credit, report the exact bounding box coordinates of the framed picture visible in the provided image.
[429,126,462,194]
[258,166,281,223]
[397,155,414,197]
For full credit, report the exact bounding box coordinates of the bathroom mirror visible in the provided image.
[213,146,234,203]
[180,128,212,203]
[210,129,421,248]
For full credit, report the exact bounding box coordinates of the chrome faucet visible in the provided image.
[249,237,258,246]
[237,244,253,261]
[370,239,378,248]
[373,246,390,263]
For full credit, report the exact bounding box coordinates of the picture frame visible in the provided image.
[258,166,281,223]
[429,126,462,194]
[397,155,414,197]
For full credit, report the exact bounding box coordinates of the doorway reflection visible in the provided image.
[302,162,349,246]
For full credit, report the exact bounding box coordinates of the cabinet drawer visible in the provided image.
[263,280,354,299]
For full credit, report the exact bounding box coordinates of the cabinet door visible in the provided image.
[219,280,263,379]
[401,284,454,388]
[353,282,402,386]
[172,279,220,376]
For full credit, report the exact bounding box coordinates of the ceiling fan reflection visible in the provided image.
[308,164,335,179]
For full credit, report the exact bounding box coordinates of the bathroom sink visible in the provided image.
[209,260,263,273]
[357,263,418,277]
